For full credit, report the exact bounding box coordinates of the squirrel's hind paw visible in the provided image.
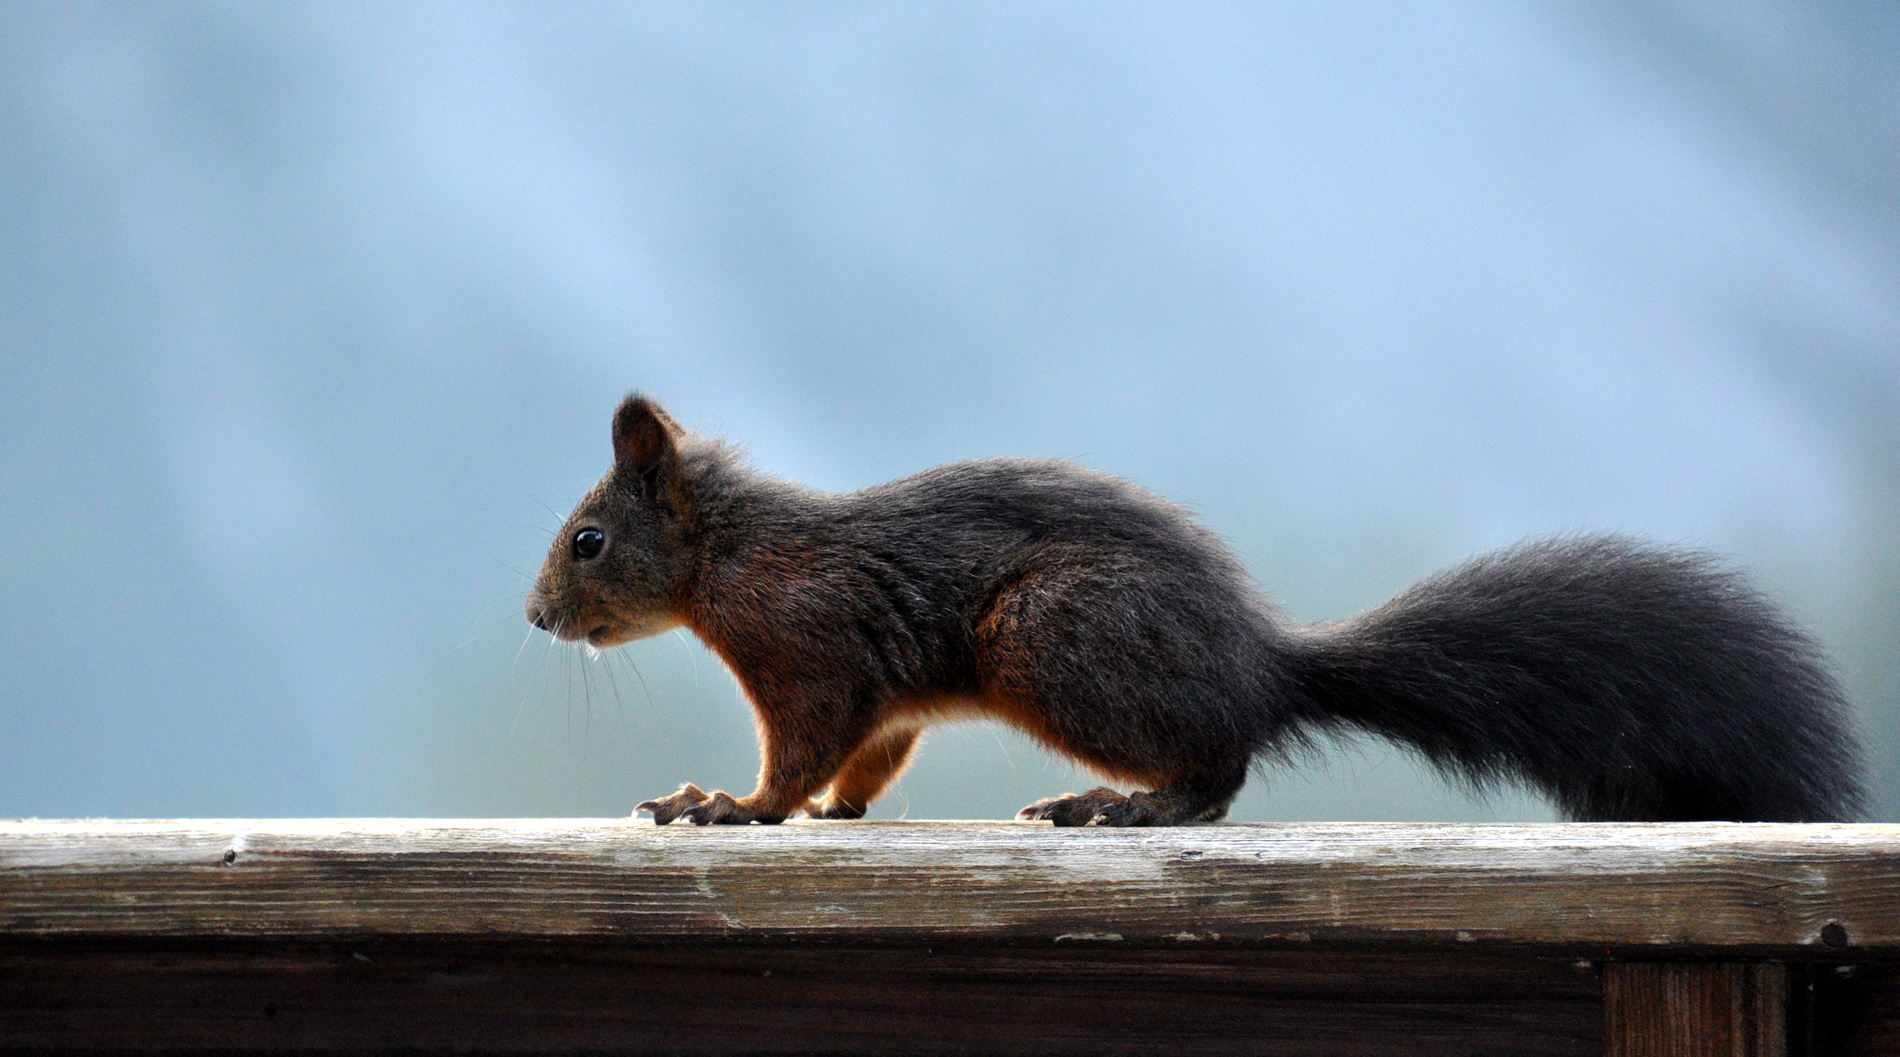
[1019,787,1139,827]
[1019,787,1213,827]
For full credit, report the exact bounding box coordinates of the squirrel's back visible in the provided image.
[827,466,1865,820]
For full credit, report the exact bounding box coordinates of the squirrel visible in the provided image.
[525,393,1866,826]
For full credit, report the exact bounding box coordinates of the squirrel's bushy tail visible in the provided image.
[1281,536,1865,822]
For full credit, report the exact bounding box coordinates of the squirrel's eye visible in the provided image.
[572,528,606,561]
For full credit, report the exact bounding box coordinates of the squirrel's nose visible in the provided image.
[531,612,549,631]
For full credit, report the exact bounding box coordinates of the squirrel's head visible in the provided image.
[525,393,691,647]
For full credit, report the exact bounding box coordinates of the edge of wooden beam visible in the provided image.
[4,820,1897,951]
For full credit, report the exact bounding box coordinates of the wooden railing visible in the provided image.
[3,819,1897,1055]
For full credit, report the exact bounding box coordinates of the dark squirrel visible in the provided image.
[525,394,1866,826]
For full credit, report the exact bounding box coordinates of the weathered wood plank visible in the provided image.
[4,820,1898,951]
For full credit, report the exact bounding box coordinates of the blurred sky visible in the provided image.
[2,1,1896,822]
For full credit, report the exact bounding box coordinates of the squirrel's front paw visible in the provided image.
[635,783,785,826]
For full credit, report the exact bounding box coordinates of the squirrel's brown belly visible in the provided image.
[879,691,1171,788]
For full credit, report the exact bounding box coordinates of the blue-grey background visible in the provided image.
[3,2,1896,822]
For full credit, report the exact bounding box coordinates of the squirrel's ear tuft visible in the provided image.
[611,393,683,473]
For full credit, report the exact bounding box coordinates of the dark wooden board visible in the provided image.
[0,941,1603,1056]
[1807,964,1900,1057]
[1605,962,1788,1057]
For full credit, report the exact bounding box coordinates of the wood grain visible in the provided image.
[3,820,1898,951]
[1605,963,1787,1057]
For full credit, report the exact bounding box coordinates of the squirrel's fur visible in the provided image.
[525,394,1866,825]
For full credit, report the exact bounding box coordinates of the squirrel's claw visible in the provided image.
[1021,787,1210,826]
[635,783,787,825]
[635,782,708,825]
[1018,787,1138,827]
[680,790,748,825]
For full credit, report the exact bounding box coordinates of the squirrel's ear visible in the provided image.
[611,393,683,474]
